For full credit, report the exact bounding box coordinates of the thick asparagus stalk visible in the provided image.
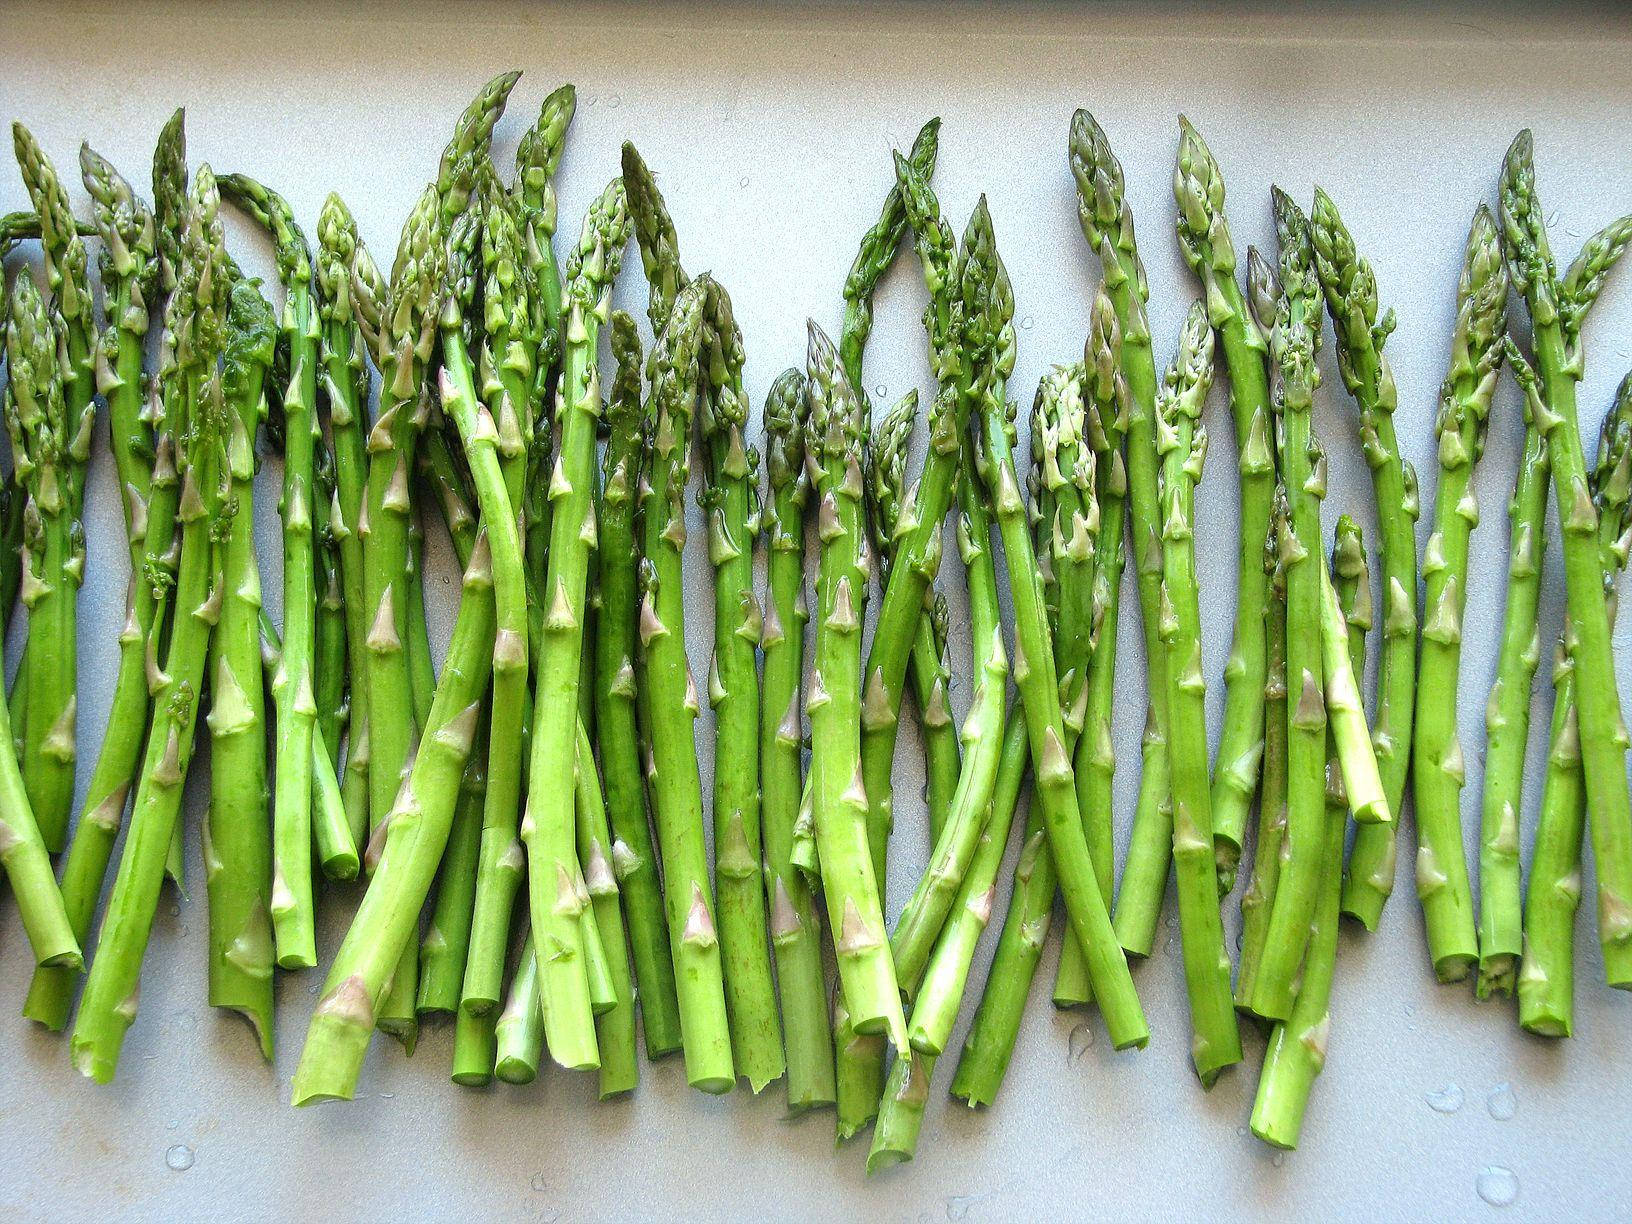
[1521,369,1632,1034]
[70,167,231,1081]
[1249,190,1329,1023]
[1311,188,1419,929]
[759,366,837,1113]
[1173,119,1276,890]
[1154,302,1243,1084]
[11,124,96,854]
[1069,110,1171,956]
[1501,131,1632,987]
[1251,516,1370,1149]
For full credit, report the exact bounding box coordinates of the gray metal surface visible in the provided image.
[2,1,1631,1219]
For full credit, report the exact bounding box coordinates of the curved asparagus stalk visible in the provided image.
[220,171,322,970]
[1521,369,1632,1034]
[1310,187,1418,927]
[71,166,232,1081]
[0,272,83,971]
[1405,208,1508,984]
[1069,110,1171,956]
[11,123,96,855]
[596,311,683,1060]
[1249,190,1329,1024]
[1154,302,1242,1084]
[22,142,161,1026]
[1501,131,1632,988]
[1173,119,1276,890]
[759,367,836,1113]
[1251,516,1369,1149]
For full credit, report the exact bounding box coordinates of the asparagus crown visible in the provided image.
[806,321,867,489]
[13,123,92,335]
[152,110,188,293]
[1245,245,1278,338]
[1560,214,1632,346]
[1499,132,1562,316]
[621,141,688,335]
[764,367,810,513]
[563,178,632,388]
[1333,514,1374,635]
[1269,188,1323,417]
[1070,109,1152,327]
[699,277,753,462]
[1159,302,1216,437]
[81,143,158,302]
[1594,368,1632,550]
[894,149,961,380]
[222,277,277,479]
[605,310,644,442]
[219,173,312,291]
[378,184,446,398]
[865,387,919,556]
[1436,205,1508,468]
[316,193,361,329]
[481,185,531,340]
[180,166,231,381]
[1310,187,1399,402]
[1084,284,1129,457]
[648,280,709,499]
[841,116,939,393]
[514,83,577,234]
[4,270,69,503]
[959,196,1011,380]
[1265,485,1290,603]
[1173,116,1236,281]
[1029,363,1087,524]
[437,71,520,222]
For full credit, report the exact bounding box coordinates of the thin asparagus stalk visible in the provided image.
[1311,187,1419,929]
[22,142,161,1027]
[1173,119,1277,891]
[759,366,837,1113]
[201,274,278,1056]
[575,720,638,1099]
[0,273,83,971]
[1501,130,1632,987]
[1251,516,1369,1149]
[597,310,683,1060]
[1520,368,1632,1034]
[70,166,231,1081]
[1235,484,1289,1009]
[1406,208,1508,987]
[11,123,96,854]
[1249,190,1330,1024]
[418,713,489,1017]
[699,277,784,1092]
[311,441,357,879]
[494,931,544,1083]
[219,171,321,969]
[512,83,575,425]
[1155,301,1243,1084]
[1070,110,1171,957]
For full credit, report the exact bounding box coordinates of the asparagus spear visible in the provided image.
[512,82,575,429]
[219,172,322,969]
[1173,119,1276,891]
[310,439,356,878]
[71,166,232,1081]
[1251,516,1369,1149]
[597,310,683,1060]
[494,930,544,1083]
[202,274,278,1054]
[758,366,836,1112]
[698,277,785,1092]
[1521,368,1632,1034]
[1405,208,1509,987]
[0,273,83,971]
[1154,300,1243,1083]
[11,123,96,854]
[419,713,489,1016]
[1069,110,1171,957]
[1310,188,1418,929]
[635,281,735,1092]
[1501,130,1632,987]
[1249,190,1329,1023]
[22,142,162,1027]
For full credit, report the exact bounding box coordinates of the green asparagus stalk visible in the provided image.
[597,310,683,1060]
[419,712,489,1018]
[310,440,356,879]
[1520,368,1632,1033]
[699,276,784,1092]
[1501,130,1632,987]
[494,930,544,1083]
[1249,190,1329,1023]
[1251,515,1369,1149]
[759,366,837,1113]
[1154,301,1243,1083]
[22,142,161,1027]
[1173,119,1277,890]
[512,83,575,422]
[1405,208,1509,987]
[71,166,232,1081]
[574,720,638,1098]
[219,171,322,969]
[1310,187,1418,929]
[1069,110,1171,957]
[11,123,96,854]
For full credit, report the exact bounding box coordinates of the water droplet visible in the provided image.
[1271,1151,1287,1168]
[945,1197,973,1221]
[165,1144,194,1172]
[1166,913,1179,929]
[1476,1165,1518,1207]
[607,94,621,109]
[738,176,749,189]
[1425,1083,1464,1114]
[875,384,888,398]
[307,983,319,995]
[1545,210,1559,230]
[1236,1126,1248,1137]
[1021,316,1035,330]
[531,1173,549,1192]
[166,1119,178,1131]
[1487,1083,1516,1121]
[380,1091,396,1100]
[1067,1023,1095,1066]
[1164,936,1177,956]
[179,924,189,937]
[169,904,181,917]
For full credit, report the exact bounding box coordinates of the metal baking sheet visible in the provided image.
[3,1,1631,1218]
